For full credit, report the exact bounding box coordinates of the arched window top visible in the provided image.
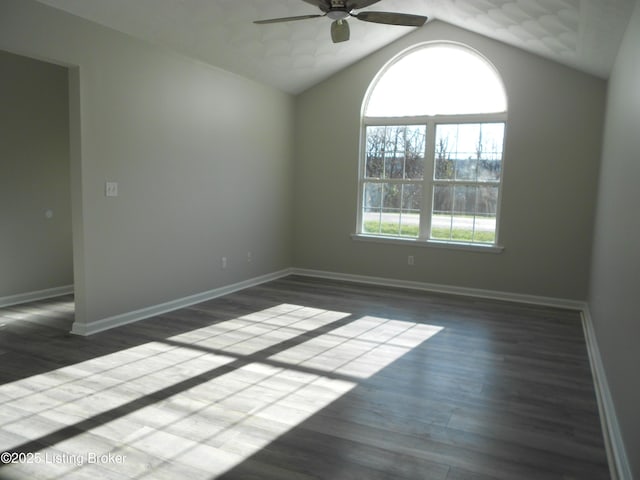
[364,43,507,117]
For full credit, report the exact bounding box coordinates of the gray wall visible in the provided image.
[294,21,606,301]
[0,50,73,298]
[588,1,640,476]
[0,0,294,329]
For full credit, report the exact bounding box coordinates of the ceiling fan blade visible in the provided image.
[331,19,350,43]
[346,0,381,10]
[353,11,428,27]
[254,14,324,24]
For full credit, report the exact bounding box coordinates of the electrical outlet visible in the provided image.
[105,182,118,197]
[247,251,252,263]
[408,255,415,266]
[221,257,227,269]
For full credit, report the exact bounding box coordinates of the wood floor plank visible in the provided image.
[0,275,609,479]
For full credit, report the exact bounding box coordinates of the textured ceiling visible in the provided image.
[35,0,635,94]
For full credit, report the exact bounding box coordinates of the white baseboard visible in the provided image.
[0,285,74,308]
[581,308,632,480]
[69,267,584,336]
[291,268,586,311]
[70,269,293,336]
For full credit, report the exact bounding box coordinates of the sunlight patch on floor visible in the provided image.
[0,298,74,327]
[0,304,442,479]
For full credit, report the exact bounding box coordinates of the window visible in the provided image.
[357,43,507,248]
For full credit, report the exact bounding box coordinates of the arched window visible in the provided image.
[357,42,507,247]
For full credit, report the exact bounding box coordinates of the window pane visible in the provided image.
[365,45,507,117]
[365,126,385,178]
[477,185,499,216]
[434,123,504,182]
[363,183,420,237]
[477,123,505,181]
[404,125,426,179]
[433,184,452,217]
[384,128,405,179]
[382,184,401,232]
[452,185,475,239]
[474,185,498,243]
[431,184,498,243]
[434,132,454,180]
[431,184,451,240]
[364,182,382,210]
[400,184,421,237]
[363,182,382,234]
[366,125,426,180]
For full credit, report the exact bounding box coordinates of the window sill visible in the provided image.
[351,233,504,253]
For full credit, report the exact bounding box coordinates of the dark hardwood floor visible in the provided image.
[0,275,609,479]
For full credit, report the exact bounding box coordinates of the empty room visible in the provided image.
[0,0,638,479]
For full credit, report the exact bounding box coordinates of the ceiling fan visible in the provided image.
[253,0,428,43]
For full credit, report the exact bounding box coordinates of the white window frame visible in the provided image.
[355,112,507,252]
[354,43,507,253]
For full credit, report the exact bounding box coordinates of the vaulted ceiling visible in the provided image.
[36,0,635,94]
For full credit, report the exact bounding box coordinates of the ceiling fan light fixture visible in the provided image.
[331,19,350,43]
[327,9,350,20]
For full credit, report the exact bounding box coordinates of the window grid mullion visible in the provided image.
[432,180,499,186]
[420,119,436,241]
[363,178,423,185]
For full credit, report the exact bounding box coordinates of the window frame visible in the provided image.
[355,44,507,252]
[356,113,507,251]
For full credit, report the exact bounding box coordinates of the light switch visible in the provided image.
[105,182,118,197]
